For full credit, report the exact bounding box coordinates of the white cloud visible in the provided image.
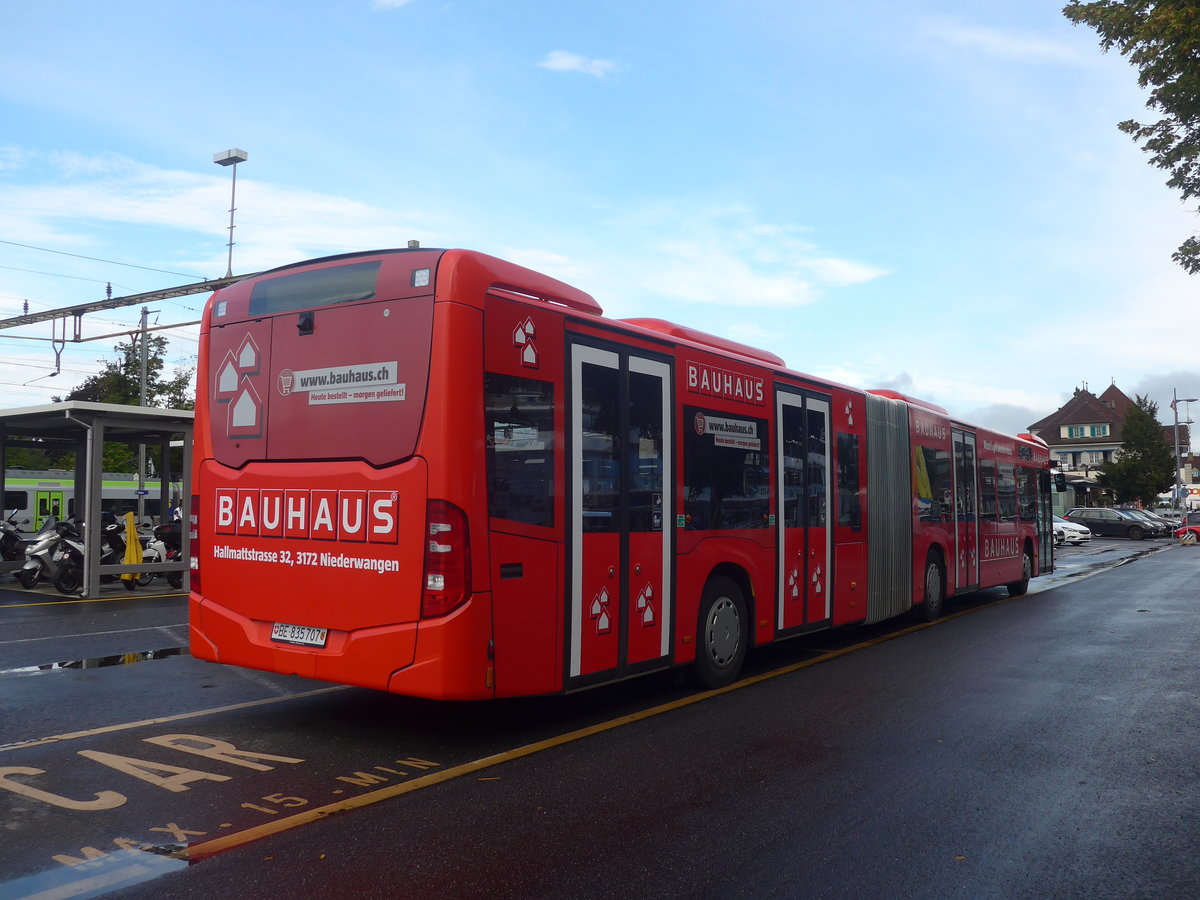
[537,51,619,79]
[0,153,435,279]
[0,145,29,174]
[630,209,886,309]
[920,19,1084,65]
[643,239,818,308]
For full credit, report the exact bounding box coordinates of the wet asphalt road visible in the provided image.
[1,538,1197,899]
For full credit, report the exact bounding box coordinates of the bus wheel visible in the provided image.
[916,552,944,622]
[692,576,748,690]
[1006,549,1033,598]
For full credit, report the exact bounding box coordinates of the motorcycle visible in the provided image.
[1,510,30,564]
[154,520,183,589]
[53,515,162,595]
[18,516,67,589]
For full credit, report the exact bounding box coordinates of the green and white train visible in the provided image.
[3,471,182,530]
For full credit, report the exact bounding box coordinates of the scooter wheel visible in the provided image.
[54,566,82,595]
[121,578,137,592]
[18,568,39,589]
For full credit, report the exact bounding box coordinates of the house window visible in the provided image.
[1090,425,1109,437]
[1064,426,1085,438]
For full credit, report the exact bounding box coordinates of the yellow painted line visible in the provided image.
[0,591,185,610]
[181,598,1014,862]
[0,686,351,753]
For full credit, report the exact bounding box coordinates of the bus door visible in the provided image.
[35,489,64,530]
[569,343,672,686]
[776,389,832,632]
[1038,470,1055,572]
[952,428,979,591]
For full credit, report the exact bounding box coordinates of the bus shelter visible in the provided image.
[0,401,192,597]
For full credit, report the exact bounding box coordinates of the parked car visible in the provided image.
[1174,510,1200,541]
[1053,515,1091,544]
[1063,507,1152,540]
[1118,508,1173,537]
[1052,521,1066,545]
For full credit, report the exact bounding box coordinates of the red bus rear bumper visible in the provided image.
[189,591,494,699]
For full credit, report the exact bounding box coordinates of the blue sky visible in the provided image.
[2,0,1200,437]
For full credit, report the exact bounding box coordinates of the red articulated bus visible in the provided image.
[189,248,1054,699]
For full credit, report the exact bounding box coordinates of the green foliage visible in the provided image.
[1064,1,1200,272]
[1096,394,1176,502]
[43,334,195,473]
[56,334,195,409]
[5,447,53,469]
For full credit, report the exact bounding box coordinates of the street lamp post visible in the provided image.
[1171,388,1198,513]
[213,149,248,278]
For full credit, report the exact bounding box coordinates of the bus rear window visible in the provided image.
[249,260,382,315]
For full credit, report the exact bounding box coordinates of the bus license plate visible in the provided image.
[270,622,328,647]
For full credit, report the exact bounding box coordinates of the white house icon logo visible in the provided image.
[214,334,264,438]
[513,318,538,368]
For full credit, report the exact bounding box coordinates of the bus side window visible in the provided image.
[998,464,1017,521]
[683,405,770,530]
[1017,466,1039,522]
[484,373,555,528]
[979,460,999,522]
[837,433,861,530]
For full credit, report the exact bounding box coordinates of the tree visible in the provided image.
[1096,394,1175,503]
[57,334,194,410]
[47,334,195,473]
[1063,1,1200,273]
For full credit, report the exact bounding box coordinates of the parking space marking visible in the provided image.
[0,591,184,610]
[181,606,999,861]
[0,624,190,646]
[0,686,350,753]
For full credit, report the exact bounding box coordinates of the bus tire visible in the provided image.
[1006,549,1033,598]
[691,575,747,690]
[916,552,944,622]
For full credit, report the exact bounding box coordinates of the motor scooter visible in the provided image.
[53,515,162,594]
[153,519,183,589]
[18,517,67,589]
[1,510,30,564]
[139,526,168,586]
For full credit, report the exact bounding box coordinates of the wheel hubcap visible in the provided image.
[706,598,740,667]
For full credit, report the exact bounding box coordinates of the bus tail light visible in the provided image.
[189,494,201,594]
[422,500,471,618]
